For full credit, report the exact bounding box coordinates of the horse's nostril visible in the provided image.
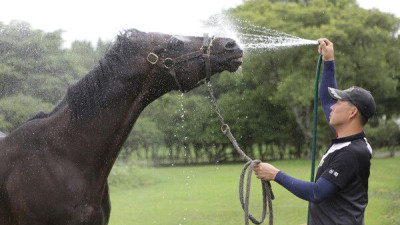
[224,41,237,50]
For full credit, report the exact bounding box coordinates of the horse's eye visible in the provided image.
[167,37,184,50]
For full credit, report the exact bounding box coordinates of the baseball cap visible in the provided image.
[328,86,376,118]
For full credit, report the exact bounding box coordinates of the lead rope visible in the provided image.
[207,83,274,225]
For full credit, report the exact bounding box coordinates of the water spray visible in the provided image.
[206,15,319,51]
[206,15,323,225]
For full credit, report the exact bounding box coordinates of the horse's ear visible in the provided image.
[124,29,147,49]
[120,29,147,44]
[124,29,144,38]
[108,29,145,57]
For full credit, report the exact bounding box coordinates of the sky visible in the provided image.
[0,0,399,48]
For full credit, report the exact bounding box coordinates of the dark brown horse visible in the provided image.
[0,29,242,224]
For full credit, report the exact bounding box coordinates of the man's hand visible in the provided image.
[253,162,280,181]
[318,38,334,61]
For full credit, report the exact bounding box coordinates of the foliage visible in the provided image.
[0,0,399,163]
[108,162,160,189]
[0,94,53,133]
[227,0,400,157]
[0,21,72,103]
[121,116,164,162]
[0,20,107,132]
[366,116,400,157]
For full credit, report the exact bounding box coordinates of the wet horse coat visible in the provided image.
[0,29,242,224]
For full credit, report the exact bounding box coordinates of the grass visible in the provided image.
[108,157,400,225]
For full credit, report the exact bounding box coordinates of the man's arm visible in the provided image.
[320,61,337,122]
[274,171,339,204]
[253,162,339,204]
[318,38,337,134]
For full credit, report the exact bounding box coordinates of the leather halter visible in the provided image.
[147,33,215,92]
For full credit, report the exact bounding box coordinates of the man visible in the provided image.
[253,38,376,225]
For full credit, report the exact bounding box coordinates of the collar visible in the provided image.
[332,131,365,144]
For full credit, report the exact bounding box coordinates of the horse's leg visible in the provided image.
[102,182,111,224]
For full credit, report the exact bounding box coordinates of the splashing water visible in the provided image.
[179,93,186,128]
[178,93,190,161]
[206,15,319,51]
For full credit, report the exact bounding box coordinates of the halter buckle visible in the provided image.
[147,52,158,65]
[201,34,214,57]
[164,58,174,69]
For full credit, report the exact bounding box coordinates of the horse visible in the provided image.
[0,29,243,225]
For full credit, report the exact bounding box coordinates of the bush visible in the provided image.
[108,163,160,189]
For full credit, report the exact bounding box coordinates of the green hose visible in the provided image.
[307,54,323,224]
[311,55,322,182]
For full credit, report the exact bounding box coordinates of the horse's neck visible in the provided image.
[50,58,167,185]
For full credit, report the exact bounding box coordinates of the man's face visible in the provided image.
[329,100,356,128]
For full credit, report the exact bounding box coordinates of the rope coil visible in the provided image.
[223,124,274,225]
[208,83,274,225]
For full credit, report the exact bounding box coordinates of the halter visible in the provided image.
[146,33,215,92]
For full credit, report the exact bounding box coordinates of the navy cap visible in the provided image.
[328,86,376,118]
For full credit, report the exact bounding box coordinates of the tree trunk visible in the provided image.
[291,105,313,159]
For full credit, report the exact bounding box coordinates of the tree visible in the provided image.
[228,0,400,158]
[0,94,52,133]
[122,117,164,164]
[366,117,400,157]
[0,21,108,134]
[0,21,74,103]
[1,8,398,164]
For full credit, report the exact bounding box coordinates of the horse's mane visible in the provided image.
[28,97,67,121]
[29,29,143,121]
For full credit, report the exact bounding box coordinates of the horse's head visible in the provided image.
[120,29,243,93]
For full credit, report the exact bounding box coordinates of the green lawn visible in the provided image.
[108,157,400,225]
